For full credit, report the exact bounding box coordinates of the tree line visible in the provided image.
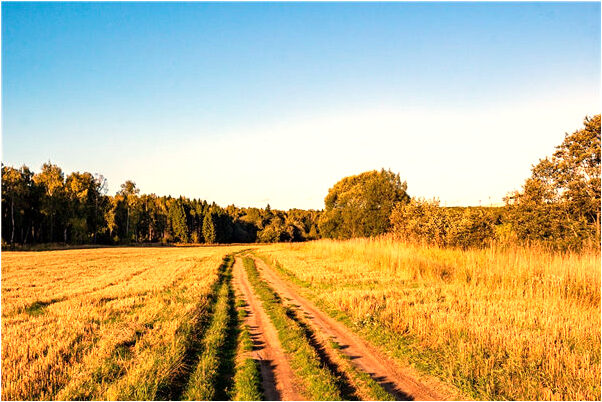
[388,115,600,249]
[317,115,601,250]
[1,165,321,246]
[3,115,599,250]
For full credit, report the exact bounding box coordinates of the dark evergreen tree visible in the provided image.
[202,211,217,244]
[169,199,189,243]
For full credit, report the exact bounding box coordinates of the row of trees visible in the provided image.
[1,165,321,246]
[315,169,508,248]
[309,115,600,250]
[3,115,598,250]
[387,115,601,249]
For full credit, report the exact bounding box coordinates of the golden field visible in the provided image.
[258,238,601,400]
[2,240,600,401]
[1,245,246,400]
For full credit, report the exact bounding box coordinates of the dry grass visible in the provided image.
[258,237,601,400]
[1,246,246,400]
[4,240,599,400]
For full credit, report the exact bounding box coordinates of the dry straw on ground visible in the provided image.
[259,238,601,400]
[2,240,599,401]
[1,246,245,400]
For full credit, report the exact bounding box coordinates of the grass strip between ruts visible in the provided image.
[242,256,342,401]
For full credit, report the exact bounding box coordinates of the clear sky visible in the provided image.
[2,2,600,209]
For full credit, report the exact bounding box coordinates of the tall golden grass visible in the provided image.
[259,237,601,400]
[1,246,245,400]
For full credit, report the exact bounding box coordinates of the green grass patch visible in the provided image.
[24,298,65,316]
[182,255,237,401]
[231,298,263,401]
[232,358,262,401]
[339,353,396,401]
[25,300,50,316]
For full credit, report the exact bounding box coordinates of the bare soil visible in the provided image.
[232,257,305,401]
[253,256,459,401]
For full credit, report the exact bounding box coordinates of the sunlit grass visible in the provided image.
[1,246,246,400]
[258,237,601,400]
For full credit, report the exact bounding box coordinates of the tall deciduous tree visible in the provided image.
[2,165,34,244]
[33,163,65,242]
[119,180,140,242]
[93,174,108,243]
[65,171,97,243]
[506,114,601,246]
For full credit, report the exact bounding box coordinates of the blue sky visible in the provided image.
[2,2,600,209]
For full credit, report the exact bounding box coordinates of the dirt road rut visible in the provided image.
[253,256,454,401]
[232,258,304,401]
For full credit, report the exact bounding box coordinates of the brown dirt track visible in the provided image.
[232,257,305,401]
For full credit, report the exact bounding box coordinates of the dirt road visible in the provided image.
[253,256,454,401]
[232,258,304,401]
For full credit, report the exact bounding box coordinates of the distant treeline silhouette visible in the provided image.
[0,167,321,246]
[2,115,599,250]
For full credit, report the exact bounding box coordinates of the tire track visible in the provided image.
[253,256,456,401]
[232,257,305,401]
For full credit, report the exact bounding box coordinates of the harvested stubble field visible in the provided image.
[2,240,600,401]
[1,246,247,400]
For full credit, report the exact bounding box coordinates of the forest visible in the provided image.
[2,114,600,250]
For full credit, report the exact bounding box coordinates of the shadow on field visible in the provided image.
[372,376,415,401]
[246,318,281,400]
[286,307,414,401]
[284,307,361,401]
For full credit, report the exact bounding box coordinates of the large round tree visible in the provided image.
[319,169,410,239]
